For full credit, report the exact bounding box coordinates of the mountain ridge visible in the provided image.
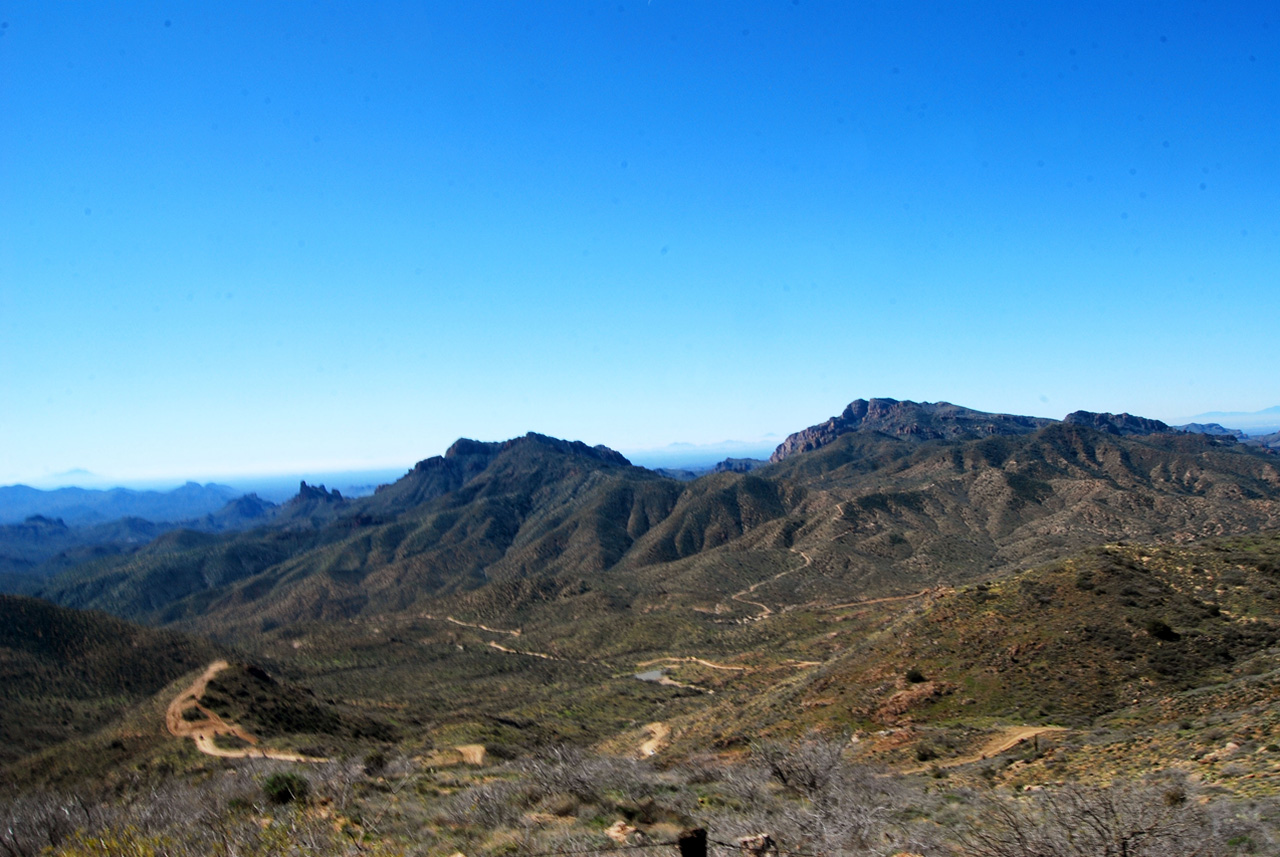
[769,398,1057,462]
[9,397,1280,798]
[0,482,241,526]
[35,404,1280,646]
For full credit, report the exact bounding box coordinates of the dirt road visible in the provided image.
[727,550,812,620]
[166,661,326,762]
[638,722,670,757]
[903,725,1067,774]
[425,614,522,637]
[824,589,934,611]
[486,640,604,667]
[636,656,747,672]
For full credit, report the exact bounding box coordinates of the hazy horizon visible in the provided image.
[8,398,1279,492]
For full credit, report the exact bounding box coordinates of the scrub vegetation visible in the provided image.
[4,406,1280,854]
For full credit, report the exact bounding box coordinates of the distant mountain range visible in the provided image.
[7,396,1280,786]
[35,399,1279,638]
[0,481,241,525]
[0,488,287,594]
[1185,405,1280,435]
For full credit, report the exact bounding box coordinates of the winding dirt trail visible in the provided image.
[166,661,327,762]
[727,550,813,620]
[486,640,602,667]
[824,588,935,611]
[423,614,522,637]
[902,725,1067,774]
[638,722,670,757]
[636,656,747,672]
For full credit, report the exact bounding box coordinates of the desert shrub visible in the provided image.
[714,761,775,809]
[261,771,309,805]
[520,746,656,805]
[439,780,525,829]
[954,775,1242,857]
[752,732,847,800]
[363,748,388,776]
[0,792,84,857]
[905,668,928,683]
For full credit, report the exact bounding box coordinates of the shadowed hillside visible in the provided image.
[0,594,222,765]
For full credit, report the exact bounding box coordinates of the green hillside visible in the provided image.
[0,594,222,765]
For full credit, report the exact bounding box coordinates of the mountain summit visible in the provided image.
[770,398,1054,462]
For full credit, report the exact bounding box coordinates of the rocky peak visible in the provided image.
[295,481,343,502]
[713,458,768,474]
[770,398,1055,462]
[224,493,275,517]
[21,514,69,529]
[1062,411,1173,437]
[500,433,632,467]
[444,438,503,459]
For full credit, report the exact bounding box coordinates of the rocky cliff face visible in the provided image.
[295,481,343,502]
[769,398,1054,462]
[712,457,767,474]
[1062,410,1176,437]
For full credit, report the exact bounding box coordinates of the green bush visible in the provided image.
[262,772,309,805]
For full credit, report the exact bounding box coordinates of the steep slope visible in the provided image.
[35,526,331,623]
[177,434,683,636]
[36,416,1280,644]
[676,531,1280,786]
[0,594,222,764]
[745,424,1280,602]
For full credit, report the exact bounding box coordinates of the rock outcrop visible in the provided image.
[1062,411,1174,437]
[770,398,1054,462]
[713,458,768,474]
[296,481,343,502]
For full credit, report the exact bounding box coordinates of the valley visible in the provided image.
[4,400,1280,855]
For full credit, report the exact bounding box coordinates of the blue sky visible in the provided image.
[2,1,1277,486]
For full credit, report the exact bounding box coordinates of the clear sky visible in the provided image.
[2,1,1277,486]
